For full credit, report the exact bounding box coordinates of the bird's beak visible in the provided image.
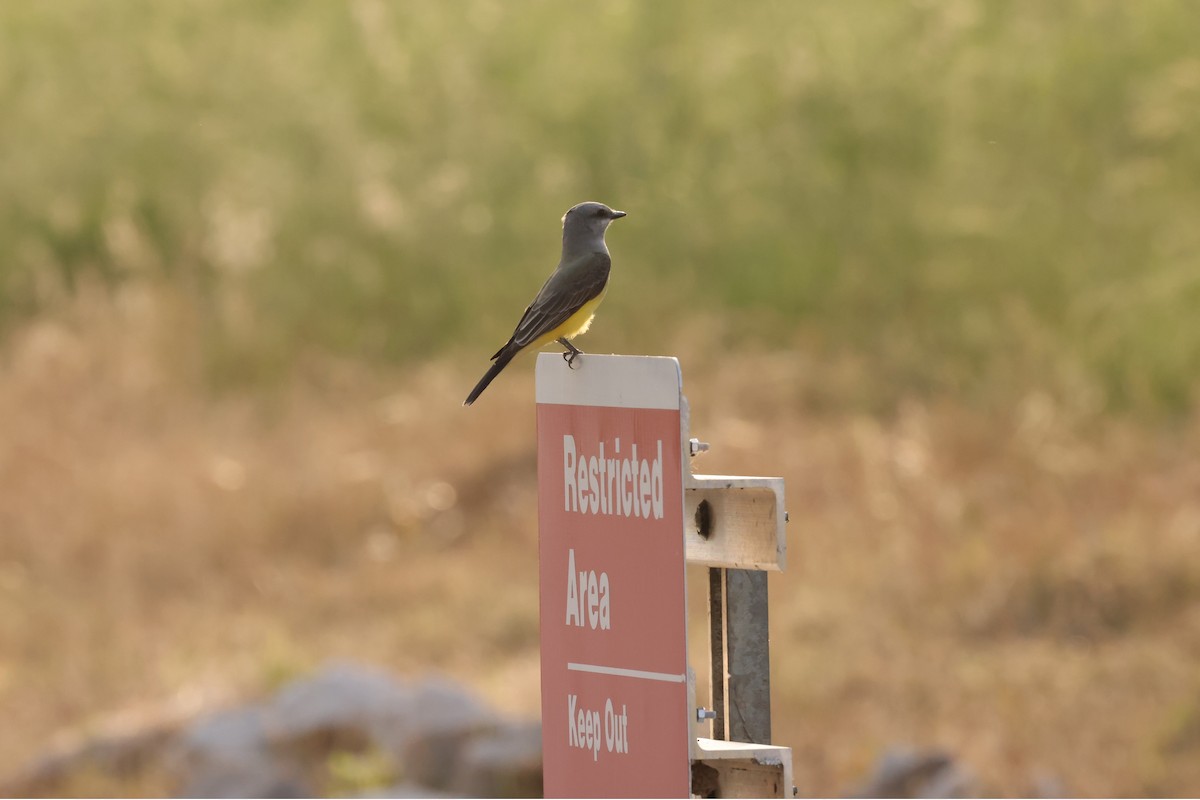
[610,209,627,219]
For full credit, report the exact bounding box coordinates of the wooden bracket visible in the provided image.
[692,739,795,799]
[685,474,787,571]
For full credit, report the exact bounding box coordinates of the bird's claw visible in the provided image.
[557,337,583,369]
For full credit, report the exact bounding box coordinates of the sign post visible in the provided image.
[536,354,692,798]
[537,353,794,798]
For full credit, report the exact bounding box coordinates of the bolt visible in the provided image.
[696,708,717,721]
[689,438,710,456]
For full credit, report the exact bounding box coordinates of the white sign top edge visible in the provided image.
[535,353,682,410]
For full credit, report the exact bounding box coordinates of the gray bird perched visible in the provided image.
[463,201,626,406]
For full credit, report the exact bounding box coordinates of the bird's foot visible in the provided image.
[558,338,583,369]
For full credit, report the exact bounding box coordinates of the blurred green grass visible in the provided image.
[1,0,1198,411]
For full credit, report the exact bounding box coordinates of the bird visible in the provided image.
[463,201,626,406]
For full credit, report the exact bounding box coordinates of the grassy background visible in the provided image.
[2,0,1198,410]
[2,1,1200,796]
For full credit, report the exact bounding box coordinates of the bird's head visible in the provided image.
[562,201,627,240]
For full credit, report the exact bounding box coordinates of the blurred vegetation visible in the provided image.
[1,0,1198,411]
[3,6,1200,792]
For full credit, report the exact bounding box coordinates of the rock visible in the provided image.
[918,759,974,799]
[395,677,502,790]
[5,663,540,799]
[1028,770,1067,798]
[170,705,310,798]
[351,782,459,798]
[264,662,415,761]
[180,759,309,799]
[0,723,177,797]
[846,747,976,799]
[449,719,542,798]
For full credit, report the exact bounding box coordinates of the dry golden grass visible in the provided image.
[2,289,1199,796]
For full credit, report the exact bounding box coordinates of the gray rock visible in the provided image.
[5,663,541,799]
[396,677,502,790]
[180,759,310,799]
[176,706,268,759]
[170,706,310,798]
[450,719,542,798]
[0,723,177,797]
[846,747,976,799]
[351,782,460,798]
[1028,770,1067,798]
[918,759,975,799]
[264,662,415,761]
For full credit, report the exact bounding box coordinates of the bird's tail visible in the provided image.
[463,344,518,406]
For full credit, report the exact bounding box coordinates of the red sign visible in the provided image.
[537,355,690,798]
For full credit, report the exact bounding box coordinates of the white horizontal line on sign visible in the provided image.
[567,662,687,683]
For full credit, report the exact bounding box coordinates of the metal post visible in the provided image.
[712,568,771,745]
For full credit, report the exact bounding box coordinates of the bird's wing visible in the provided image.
[503,251,611,352]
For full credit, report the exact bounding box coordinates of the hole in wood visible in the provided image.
[696,498,713,539]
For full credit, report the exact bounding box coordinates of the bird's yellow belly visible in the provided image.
[532,288,607,349]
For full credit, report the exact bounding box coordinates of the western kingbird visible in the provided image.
[463,201,626,406]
